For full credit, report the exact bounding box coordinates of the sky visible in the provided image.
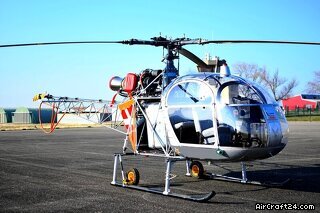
[0,0,319,108]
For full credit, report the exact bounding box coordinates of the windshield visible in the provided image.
[217,81,265,105]
[215,80,269,148]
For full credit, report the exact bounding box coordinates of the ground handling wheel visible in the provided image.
[190,161,204,178]
[125,168,140,185]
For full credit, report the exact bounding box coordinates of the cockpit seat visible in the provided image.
[218,125,233,146]
[202,128,215,144]
[174,121,195,142]
[174,121,194,130]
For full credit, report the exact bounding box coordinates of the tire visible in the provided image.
[126,168,140,185]
[190,161,204,178]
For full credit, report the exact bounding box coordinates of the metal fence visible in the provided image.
[285,106,320,117]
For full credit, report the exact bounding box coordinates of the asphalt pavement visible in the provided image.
[0,122,319,212]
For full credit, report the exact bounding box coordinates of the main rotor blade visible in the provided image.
[2,38,319,49]
[0,41,124,48]
[200,40,320,45]
[178,48,209,68]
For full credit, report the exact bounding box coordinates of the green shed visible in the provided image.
[12,107,32,123]
[0,108,7,123]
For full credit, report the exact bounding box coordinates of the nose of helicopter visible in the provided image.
[221,105,289,161]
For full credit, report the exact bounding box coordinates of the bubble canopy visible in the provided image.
[165,73,278,106]
[163,73,287,160]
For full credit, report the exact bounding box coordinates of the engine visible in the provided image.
[108,69,162,97]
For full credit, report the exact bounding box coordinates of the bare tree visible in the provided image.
[233,62,298,101]
[233,63,263,83]
[259,69,298,101]
[306,70,320,93]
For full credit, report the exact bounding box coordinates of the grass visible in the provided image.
[0,123,109,131]
[286,116,320,122]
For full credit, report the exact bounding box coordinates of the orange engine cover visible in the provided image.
[122,73,138,93]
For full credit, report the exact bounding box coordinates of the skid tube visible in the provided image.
[110,153,215,202]
[203,162,291,187]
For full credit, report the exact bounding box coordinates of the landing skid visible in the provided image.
[187,161,290,187]
[111,182,215,202]
[111,153,215,202]
[204,172,291,187]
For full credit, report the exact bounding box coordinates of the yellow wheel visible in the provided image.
[190,161,204,178]
[126,168,140,185]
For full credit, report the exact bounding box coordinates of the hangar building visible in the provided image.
[281,94,320,111]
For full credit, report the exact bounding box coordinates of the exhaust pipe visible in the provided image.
[109,76,123,91]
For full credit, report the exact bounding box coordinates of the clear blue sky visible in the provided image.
[1,0,319,107]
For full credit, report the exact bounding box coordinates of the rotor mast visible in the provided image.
[122,36,186,87]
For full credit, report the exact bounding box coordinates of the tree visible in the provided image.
[232,63,263,83]
[306,71,320,94]
[233,62,298,101]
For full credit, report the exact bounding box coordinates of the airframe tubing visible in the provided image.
[241,162,248,183]
[205,162,253,184]
[185,160,191,176]
[163,159,172,195]
[111,154,118,185]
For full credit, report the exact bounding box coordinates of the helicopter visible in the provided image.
[1,36,320,202]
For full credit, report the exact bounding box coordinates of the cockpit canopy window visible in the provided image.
[167,81,213,106]
[218,81,265,105]
[250,81,278,104]
[167,80,215,145]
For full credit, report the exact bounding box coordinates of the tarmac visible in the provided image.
[0,122,319,212]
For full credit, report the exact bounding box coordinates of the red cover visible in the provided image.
[122,73,138,93]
